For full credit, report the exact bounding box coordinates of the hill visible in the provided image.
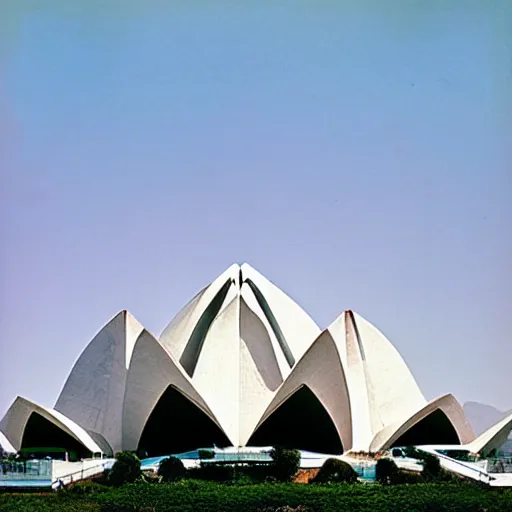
[463,401,511,436]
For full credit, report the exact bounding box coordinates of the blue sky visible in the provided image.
[1,1,511,417]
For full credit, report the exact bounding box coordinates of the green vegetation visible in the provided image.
[187,462,235,482]
[108,452,142,487]
[270,447,301,482]
[1,481,511,512]
[421,452,442,481]
[311,458,358,484]
[198,449,215,460]
[375,458,400,485]
[157,457,186,482]
[1,446,508,511]
[376,454,454,485]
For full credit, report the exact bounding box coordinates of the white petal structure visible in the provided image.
[0,397,103,456]
[54,311,144,454]
[0,263,489,457]
[0,430,17,454]
[466,413,512,455]
[369,394,474,452]
[328,311,427,450]
[122,329,231,453]
[159,263,322,448]
[248,330,352,453]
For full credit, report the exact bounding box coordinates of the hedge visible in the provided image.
[1,481,511,512]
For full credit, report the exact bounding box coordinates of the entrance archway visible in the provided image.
[248,386,343,454]
[21,412,91,461]
[391,409,460,447]
[138,386,231,456]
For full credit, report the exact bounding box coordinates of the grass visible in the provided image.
[1,480,511,512]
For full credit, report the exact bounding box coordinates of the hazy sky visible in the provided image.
[1,1,511,418]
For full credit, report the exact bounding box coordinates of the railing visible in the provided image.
[51,462,107,488]
[203,451,273,463]
[487,459,512,474]
[418,448,492,484]
[0,460,52,481]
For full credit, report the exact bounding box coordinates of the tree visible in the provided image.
[311,458,358,484]
[421,453,442,481]
[403,446,422,459]
[158,456,186,482]
[270,446,301,482]
[375,458,399,485]
[108,451,142,486]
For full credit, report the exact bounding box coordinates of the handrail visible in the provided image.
[51,462,107,488]
[418,448,492,482]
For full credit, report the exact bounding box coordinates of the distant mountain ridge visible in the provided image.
[463,401,511,436]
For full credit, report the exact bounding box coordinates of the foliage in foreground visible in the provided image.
[376,458,400,485]
[310,458,358,484]
[108,452,142,487]
[1,481,511,512]
[270,447,301,482]
[157,456,186,482]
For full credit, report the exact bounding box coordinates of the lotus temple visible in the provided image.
[1,263,511,461]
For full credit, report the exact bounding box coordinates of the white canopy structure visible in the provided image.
[0,263,508,457]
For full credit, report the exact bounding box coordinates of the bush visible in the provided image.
[403,446,423,459]
[421,453,442,481]
[375,458,399,485]
[108,451,142,487]
[158,456,186,482]
[311,458,358,484]
[2,481,512,512]
[270,446,301,482]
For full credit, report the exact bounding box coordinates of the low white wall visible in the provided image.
[52,459,109,485]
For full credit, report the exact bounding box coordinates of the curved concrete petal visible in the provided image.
[0,431,16,453]
[159,264,239,363]
[122,329,232,450]
[241,264,321,363]
[192,296,241,445]
[370,394,474,452]
[241,283,290,379]
[157,263,321,448]
[0,396,104,455]
[466,412,512,455]
[247,329,352,451]
[328,311,426,451]
[240,297,283,393]
[239,296,285,443]
[54,311,144,453]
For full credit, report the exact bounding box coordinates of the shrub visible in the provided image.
[403,445,423,459]
[421,453,442,481]
[198,449,215,460]
[157,456,186,482]
[2,481,512,511]
[311,458,358,484]
[108,451,142,487]
[270,446,301,482]
[375,458,399,485]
